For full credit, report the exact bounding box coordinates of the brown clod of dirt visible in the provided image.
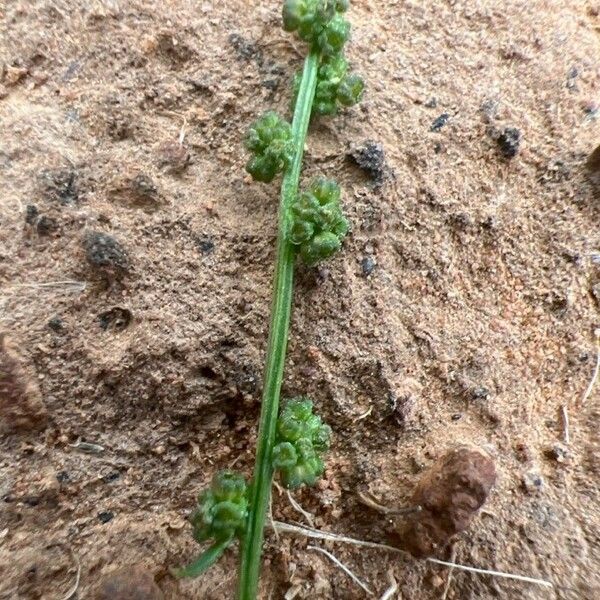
[0,332,48,432]
[93,565,164,600]
[396,445,496,558]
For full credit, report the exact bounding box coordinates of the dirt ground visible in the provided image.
[1,0,599,598]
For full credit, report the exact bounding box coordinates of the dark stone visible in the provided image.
[41,169,78,205]
[196,234,215,254]
[497,127,521,158]
[56,471,70,483]
[451,413,462,421]
[229,33,261,61]
[348,141,386,184]
[361,256,376,276]
[84,231,129,271]
[98,510,115,523]
[48,317,63,332]
[102,471,120,483]
[430,113,450,132]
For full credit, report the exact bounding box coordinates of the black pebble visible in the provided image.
[497,127,521,158]
[48,317,64,332]
[361,256,376,276]
[56,471,70,483]
[348,141,386,184]
[430,113,450,132]
[98,510,115,524]
[196,234,215,254]
[102,471,120,483]
[84,231,129,271]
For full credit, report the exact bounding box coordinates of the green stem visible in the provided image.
[237,49,320,600]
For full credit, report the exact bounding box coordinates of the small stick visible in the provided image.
[440,545,457,600]
[561,405,570,445]
[581,329,600,405]
[286,490,315,527]
[62,547,81,600]
[307,545,374,596]
[379,569,398,600]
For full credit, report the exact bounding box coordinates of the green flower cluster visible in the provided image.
[245,112,294,183]
[289,177,349,265]
[272,397,332,489]
[282,0,350,56]
[294,53,365,116]
[190,471,249,545]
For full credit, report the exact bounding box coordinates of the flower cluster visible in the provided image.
[282,0,350,56]
[245,111,294,183]
[289,177,349,265]
[294,53,364,116]
[190,471,249,545]
[272,397,332,489]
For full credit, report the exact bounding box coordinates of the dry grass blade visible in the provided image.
[581,329,600,405]
[379,569,398,600]
[271,520,556,590]
[307,545,374,596]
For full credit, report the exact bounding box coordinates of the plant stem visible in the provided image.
[237,48,320,600]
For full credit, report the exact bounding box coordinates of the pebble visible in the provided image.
[497,127,521,158]
[522,471,544,494]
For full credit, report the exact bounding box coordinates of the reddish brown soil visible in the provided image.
[1,1,599,599]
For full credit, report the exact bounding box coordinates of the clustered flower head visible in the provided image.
[289,177,349,265]
[272,397,332,489]
[190,471,249,544]
[294,53,364,116]
[245,111,294,183]
[283,0,350,56]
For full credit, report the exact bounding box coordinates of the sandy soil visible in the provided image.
[1,0,599,598]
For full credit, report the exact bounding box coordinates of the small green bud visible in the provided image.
[282,0,351,55]
[293,53,364,117]
[272,397,332,489]
[337,73,365,106]
[190,470,249,544]
[272,441,298,469]
[289,177,349,265]
[245,111,294,183]
[300,231,342,265]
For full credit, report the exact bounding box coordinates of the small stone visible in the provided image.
[98,510,115,524]
[196,234,215,254]
[94,565,164,600]
[522,471,544,494]
[84,231,129,272]
[424,97,437,108]
[545,443,569,463]
[348,141,386,184]
[394,445,496,558]
[430,113,450,132]
[361,256,376,276]
[48,317,64,332]
[497,127,521,158]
